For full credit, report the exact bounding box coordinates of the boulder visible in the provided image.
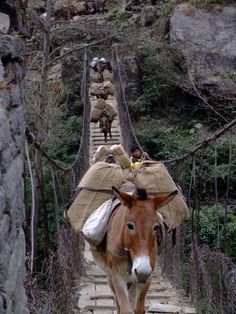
[0,13,10,34]
[0,35,26,59]
[71,1,87,14]
[170,4,236,96]
[140,6,155,27]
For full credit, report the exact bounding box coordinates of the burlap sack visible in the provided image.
[132,160,189,230]
[93,145,111,162]
[105,103,117,118]
[66,162,124,232]
[110,144,130,169]
[103,81,114,95]
[90,108,102,122]
[90,82,105,97]
[95,99,106,109]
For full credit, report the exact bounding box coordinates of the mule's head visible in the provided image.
[112,187,177,283]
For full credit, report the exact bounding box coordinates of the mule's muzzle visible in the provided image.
[134,268,151,284]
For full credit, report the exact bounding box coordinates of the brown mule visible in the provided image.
[99,109,113,142]
[91,187,177,314]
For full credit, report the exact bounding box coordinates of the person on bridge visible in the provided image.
[130,145,150,171]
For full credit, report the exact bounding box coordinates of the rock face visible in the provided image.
[170,4,236,96]
[0,28,28,314]
[114,47,141,103]
[1,0,28,35]
[0,13,10,34]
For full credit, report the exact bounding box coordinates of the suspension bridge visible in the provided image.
[26,45,236,314]
[73,48,197,314]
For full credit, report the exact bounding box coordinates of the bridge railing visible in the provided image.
[70,47,91,183]
[112,44,142,153]
[160,229,236,313]
[26,48,91,314]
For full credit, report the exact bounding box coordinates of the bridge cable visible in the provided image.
[162,118,236,165]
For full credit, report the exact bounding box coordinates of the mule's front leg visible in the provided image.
[111,272,132,314]
[108,277,121,314]
[134,282,150,314]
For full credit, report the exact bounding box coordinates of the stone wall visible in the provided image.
[0,18,28,314]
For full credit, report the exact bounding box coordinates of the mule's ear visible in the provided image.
[152,190,178,209]
[112,186,135,208]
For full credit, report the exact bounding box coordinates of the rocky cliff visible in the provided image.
[170,4,236,98]
[0,12,28,314]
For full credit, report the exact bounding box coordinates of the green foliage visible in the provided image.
[108,8,127,21]
[229,72,236,83]
[45,111,82,164]
[133,117,196,160]
[134,45,183,115]
[185,205,236,261]
[107,8,129,30]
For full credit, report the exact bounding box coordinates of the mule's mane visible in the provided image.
[135,188,148,200]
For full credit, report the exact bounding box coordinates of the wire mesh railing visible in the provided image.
[159,229,236,313]
[26,227,83,314]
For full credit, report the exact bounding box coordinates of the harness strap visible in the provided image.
[148,191,177,196]
[78,187,114,195]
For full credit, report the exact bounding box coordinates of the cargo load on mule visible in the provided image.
[92,145,111,163]
[82,180,137,246]
[90,99,117,123]
[128,160,189,230]
[65,161,124,232]
[92,144,130,170]
[65,149,189,247]
[103,80,114,96]
[110,144,130,169]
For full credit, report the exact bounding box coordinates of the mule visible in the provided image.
[99,109,113,142]
[94,61,112,82]
[91,187,177,314]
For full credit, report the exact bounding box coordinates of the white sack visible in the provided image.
[82,199,113,246]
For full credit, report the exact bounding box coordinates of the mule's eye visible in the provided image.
[153,224,160,232]
[127,222,135,230]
